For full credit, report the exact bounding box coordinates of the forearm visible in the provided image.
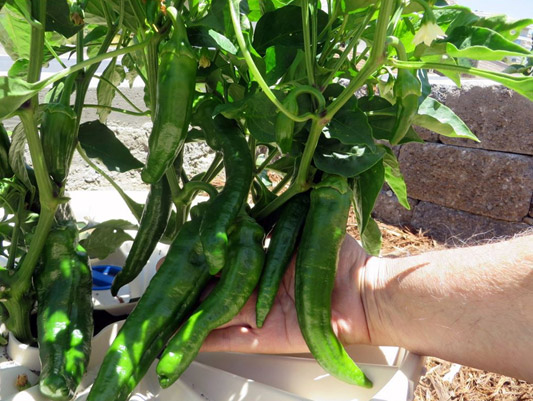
[362,234,533,382]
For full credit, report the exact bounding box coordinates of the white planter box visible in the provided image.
[0,191,425,401]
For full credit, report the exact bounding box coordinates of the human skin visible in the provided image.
[200,234,533,383]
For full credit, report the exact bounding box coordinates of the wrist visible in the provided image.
[360,255,404,347]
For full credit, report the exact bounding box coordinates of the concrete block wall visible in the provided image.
[373,82,533,243]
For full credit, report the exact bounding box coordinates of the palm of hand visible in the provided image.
[201,235,371,354]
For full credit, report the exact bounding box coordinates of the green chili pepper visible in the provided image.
[156,212,265,387]
[295,174,372,388]
[200,118,253,275]
[87,215,211,401]
[36,223,93,401]
[390,69,421,145]
[275,92,299,153]
[141,9,197,184]
[111,177,172,296]
[0,123,13,179]
[256,193,309,328]
[40,75,78,186]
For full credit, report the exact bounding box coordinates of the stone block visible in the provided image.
[371,190,418,226]
[414,126,439,143]
[411,202,531,244]
[399,143,533,222]
[439,85,533,156]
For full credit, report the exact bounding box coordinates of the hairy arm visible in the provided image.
[363,234,533,382]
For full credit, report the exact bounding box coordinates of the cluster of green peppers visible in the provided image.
[84,9,374,398]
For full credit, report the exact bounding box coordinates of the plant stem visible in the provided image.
[301,0,315,86]
[325,0,394,120]
[320,9,374,86]
[295,118,323,187]
[83,104,150,116]
[91,75,146,113]
[255,147,279,174]
[272,171,292,194]
[76,144,143,222]
[42,38,151,106]
[228,0,313,123]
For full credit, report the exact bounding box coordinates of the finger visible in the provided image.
[156,257,165,271]
[200,325,309,354]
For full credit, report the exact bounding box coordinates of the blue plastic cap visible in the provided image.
[92,265,122,291]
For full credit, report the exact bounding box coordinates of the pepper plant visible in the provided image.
[0,0,532,399]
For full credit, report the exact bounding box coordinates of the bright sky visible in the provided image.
[454,0,533,20]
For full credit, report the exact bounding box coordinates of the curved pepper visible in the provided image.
[199,118,253,274]
[87,215,211,401]
[156,212,265,387]
[295,174,372,388]
[111,176,172,296]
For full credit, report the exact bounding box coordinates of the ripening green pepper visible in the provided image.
[199,118,253,275]
[141,8,197,184]
[36,223,93,401]
[295,174,372,388]
[157,212,265,387]
[275,92,299,153]
[390,69,421,145]
[256,193,309,327]
[40,75,78,185]
[111,177,172,296]
[0,123,12,179]
[87,215,211,401]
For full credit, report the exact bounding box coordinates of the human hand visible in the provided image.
[200,234,373,354]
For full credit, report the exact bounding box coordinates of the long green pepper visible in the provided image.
[256,193,309,327]
[199,118,253,274]
[87,216,211,401]
[157,212,265,387]
[111,176,172,296]
[141,8,197,184]
[36,223,93,401]
[295,174,372,388]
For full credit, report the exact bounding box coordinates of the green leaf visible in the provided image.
[80,226,133,260]
[474,16,533,41]
[443,26,531,61]
[81,218,137,232]
[413,97,478,141]
[264,46,297,85]
[352,160,384,233]
[0,4,31,60]
[380,146,409,210]
[7,58,29,79]
[314,138,385,178]
[0,0,6,11]
[78,121,143,172]
[360,216,381,255]
[328,107,374,147]
[268,154,296,175]
[188,27,238,54]
[8,123,33,193]
[97,59,126,123]
[45,0,84,38]
[216,91,280,143]
[0,75,50,119]
[253,5,328,55]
